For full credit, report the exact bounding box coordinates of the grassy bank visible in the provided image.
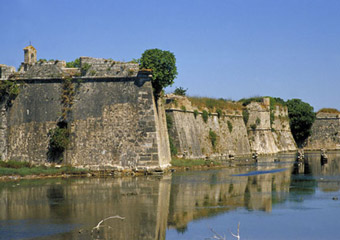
[170,158,222,168]
[0,160,88,177]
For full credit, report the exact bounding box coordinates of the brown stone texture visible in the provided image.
[1,72,171,169]
[166,97,296,158]
[247,102,296,154]
[167,109,251,159]
[306,113,340,150]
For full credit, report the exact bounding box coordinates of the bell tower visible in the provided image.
[23,45,37,65]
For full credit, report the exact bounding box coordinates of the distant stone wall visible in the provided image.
[305,113,340,150]
[167,109,251,159]
[247,101,296,154]
[0,64,16,80]
[1,74,171,169]
[166,96,296,158]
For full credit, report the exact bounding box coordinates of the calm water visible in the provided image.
[1,151,340,240]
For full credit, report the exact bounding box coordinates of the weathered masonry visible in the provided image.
[0,46,171,169]
[306,112,340,150]
[165,95,297,159]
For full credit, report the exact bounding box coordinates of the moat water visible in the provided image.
[1,151,340,240]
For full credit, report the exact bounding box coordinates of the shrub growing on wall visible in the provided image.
[209,129,217,149]
[0,80,20,104]
[173,87,187,96]
[256,117,261,125]
[47,125,70,162]
[202,110,209,123]
[216,109,223,119]
[242,109,249,125]
[227,120,233,133]
[166,113,177,156]
[193,110,199,119]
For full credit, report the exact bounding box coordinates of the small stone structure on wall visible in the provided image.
[0,46,171,170]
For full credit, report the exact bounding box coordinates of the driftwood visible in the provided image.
[91,215,125,234]
[208,222,240,240]
[229,222,240,240]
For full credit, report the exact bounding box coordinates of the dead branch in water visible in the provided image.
[91,215,125,234]
[208,226,226,240]
[207,222,240,240]
[229,222,240,240]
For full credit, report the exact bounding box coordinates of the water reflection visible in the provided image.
[0,152,340,240]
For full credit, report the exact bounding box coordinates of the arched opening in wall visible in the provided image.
[47,121,70,163]
[57,121,68,129]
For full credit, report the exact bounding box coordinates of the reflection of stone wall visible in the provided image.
[168,167,291,230]
[0,177,171,240]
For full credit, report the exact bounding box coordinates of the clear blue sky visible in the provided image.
[1,0,339,111]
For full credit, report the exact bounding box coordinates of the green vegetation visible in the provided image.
[216,109,223,119]
[318,108,340,114]
[188,97,241,112]
[166,113,177,156]
[202,110,209,123]
[286,99,316,146]
[193,110,199,119]
[250,123,257,131]
[0,160,87,176]
[61,77,75,120]
[173,87,187,96]
[47,126,70,163]
[209,129,217,149]
[256,117,261,125]
[0,80,20,102]
[140,49,178,96]
[81,63,91,75]
[242,109,249,125]
[166,113,173,129]
[170,158,221,167]
[181,105,187,112]
[227,120,233,133]
[239,96,263,106]
[0,160,31,169]
[129,58,140,64]
[239,96,285,107]
[169,137,178,156]
[269,97,285,127]
[66,58,80,68]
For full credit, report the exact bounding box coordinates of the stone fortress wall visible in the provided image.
[246,100,296,154]
[3,45,338,168]
[165,95,297,159]
[305,112,340,150]
[0,46,171,169]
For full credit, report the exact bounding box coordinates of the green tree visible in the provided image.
[140,49,178,96]
[173,87,187,96]
[66,58,80,68]
[286,99,316,146]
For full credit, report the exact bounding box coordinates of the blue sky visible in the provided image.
[1,0,339,111]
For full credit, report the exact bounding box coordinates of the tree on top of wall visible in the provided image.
[140,49,178,97]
